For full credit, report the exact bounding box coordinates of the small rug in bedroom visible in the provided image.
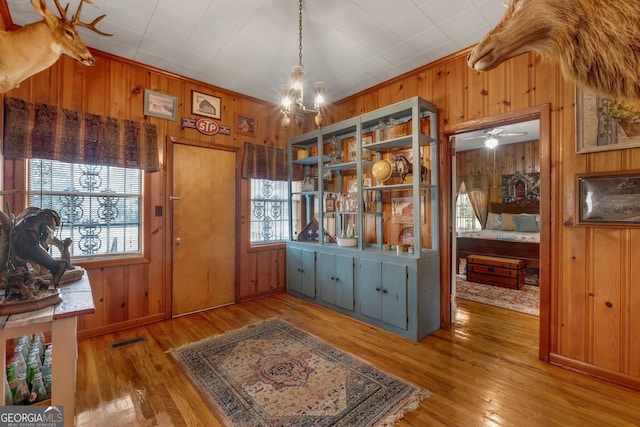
[170,318,430,426]
[456,274,540,316]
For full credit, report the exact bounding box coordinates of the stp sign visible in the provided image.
[196,118,219,135]
[181,118,231,136]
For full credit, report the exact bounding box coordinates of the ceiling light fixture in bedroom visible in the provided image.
[484,137,499,148]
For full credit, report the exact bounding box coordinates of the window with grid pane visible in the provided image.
[27,159,142,257]
[250,179,293,244]
[456,191,481,231]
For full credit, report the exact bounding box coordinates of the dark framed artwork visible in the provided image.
[192,90,221,119]
[144,90,177,121]
[576,170,640,226]
[235,113,256,137]
[502,172,540,203]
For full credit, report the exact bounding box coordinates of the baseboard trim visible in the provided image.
[550,353,640,391]
[78,313,165,339]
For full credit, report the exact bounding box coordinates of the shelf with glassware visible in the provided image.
[360,127,438,256]
[287,119,359,244]
[286,96,441,341]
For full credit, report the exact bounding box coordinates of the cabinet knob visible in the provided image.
[382,289,388,294]
[376,287,381,292]
[335,277,340,282]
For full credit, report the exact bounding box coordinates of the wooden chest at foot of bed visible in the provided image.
[467,255,525,289]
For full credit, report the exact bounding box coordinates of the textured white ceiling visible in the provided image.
[6,0,506,106]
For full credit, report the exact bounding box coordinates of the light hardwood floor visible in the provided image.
[76,294,640,426]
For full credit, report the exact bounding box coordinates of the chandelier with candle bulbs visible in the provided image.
[280,0,325,131]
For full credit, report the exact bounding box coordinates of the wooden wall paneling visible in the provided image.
[240,251,259,299]
[146,166,166,318]
[592,229,622,371]
[486,62,508,117]
[415,70,433,107]
[508,53,534,111]
[106,266,127,324]
[84,54,110,115]
[466,67,487,122]
[246,248,286,299]
[553,79,578,353]
[109,61,129,118]
[59,57,87,112]
[126,263,148,319]
[531,54,557,106]
[78,268,108,331]
[629,229,640,377]
[431,63,449,130]
[557,84,587,359]
[447,60,467,128]
[621,229,632,376]
[559,225,588,360]
[128,65,149,122]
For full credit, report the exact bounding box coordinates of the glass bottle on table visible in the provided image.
[43,374,52,400]
[30,373,47,403]
[6,363,17,398]
[4,374,12,405]
[13,373,29,405]
[13,345,27,377]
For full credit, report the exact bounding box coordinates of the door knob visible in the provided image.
[175,237,182,245]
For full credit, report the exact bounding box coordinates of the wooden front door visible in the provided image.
[171,142,237,316]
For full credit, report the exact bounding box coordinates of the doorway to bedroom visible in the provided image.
[445,105,551,359]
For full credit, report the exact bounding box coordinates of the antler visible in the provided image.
[53,0,113,36]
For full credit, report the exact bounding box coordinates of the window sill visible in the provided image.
[248,242,286,253]
[75,254,149,270]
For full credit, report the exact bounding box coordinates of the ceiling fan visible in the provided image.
[460,127,528,148]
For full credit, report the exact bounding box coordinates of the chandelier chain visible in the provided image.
[298,0,303,68]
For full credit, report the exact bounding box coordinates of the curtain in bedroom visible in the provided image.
[458,174,489,228]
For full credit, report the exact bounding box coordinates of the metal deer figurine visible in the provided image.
[468,0,640,101]
[0,0,111,93]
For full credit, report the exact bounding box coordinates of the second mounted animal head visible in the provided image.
[467,0,640,101]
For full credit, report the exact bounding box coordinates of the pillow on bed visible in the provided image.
[513,214,539,232]
[500,213,517,231]
[485,212,501,230]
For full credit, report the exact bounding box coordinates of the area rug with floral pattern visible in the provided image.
[170,318,429,426]
[456,274,540,316]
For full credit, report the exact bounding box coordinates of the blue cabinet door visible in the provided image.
[318,253,354,311]
[335,254,354,311]
[381,263,407,330]
[286,247,316,297]
[359,258,382,320]
[359,259,407,330]
[317,252,336,305]
[286,247,302,294]
[300,249,316,298]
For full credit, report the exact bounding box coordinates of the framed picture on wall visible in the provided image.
[576,88,640,153]
[144,90,177,121]
[192,90,221,119]
[235,113,256,137]
[576,170,640,226]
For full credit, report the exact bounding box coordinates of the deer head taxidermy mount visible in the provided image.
[467,0,640,101]
[0,0,112,93]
